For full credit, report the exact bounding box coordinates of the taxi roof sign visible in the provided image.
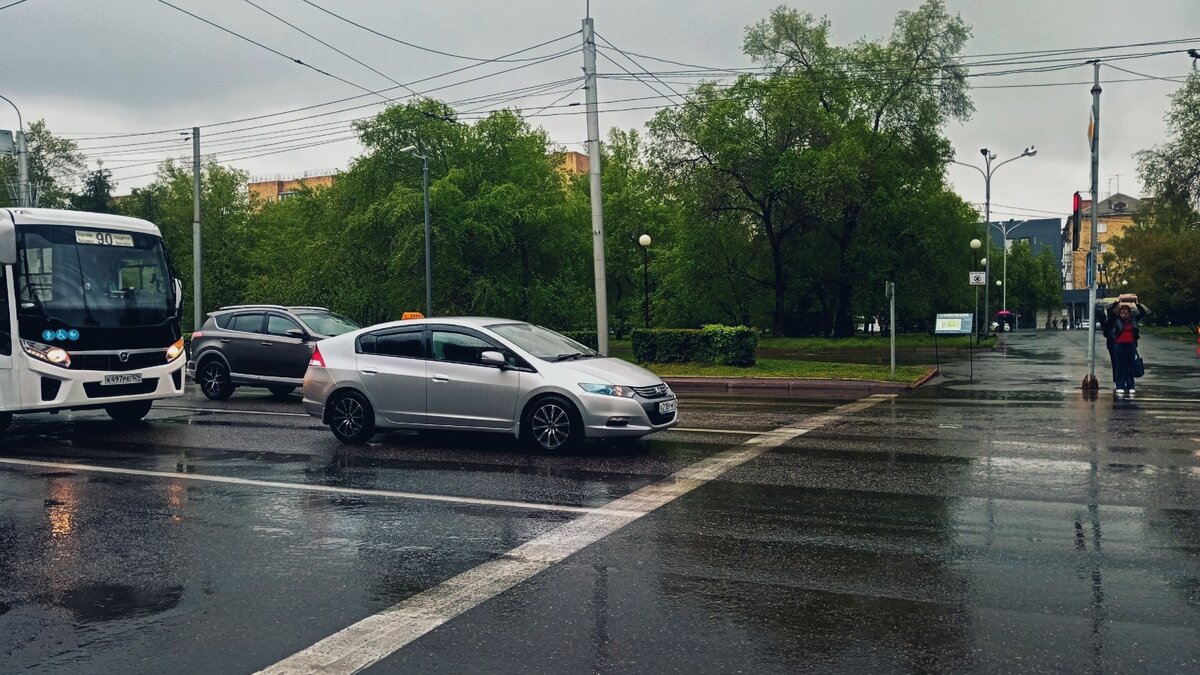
[401,311,425,320]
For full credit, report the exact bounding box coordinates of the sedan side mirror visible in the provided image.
[286,328,309,340]
[480,350,507,368]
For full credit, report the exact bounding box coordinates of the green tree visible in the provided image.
[69,166,115,213]
[0,120,86,208]
[1118,71,1200,327]
[115,160,253,331]
[742,0,972,336]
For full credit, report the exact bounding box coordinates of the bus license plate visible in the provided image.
[102,373,143,386]
[658,398,677,414]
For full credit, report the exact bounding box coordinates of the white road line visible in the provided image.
[156,405,311,417]
[0,458,635,517]
[670,427,759,435]
[258,393,895,675]
[158,407,780,437]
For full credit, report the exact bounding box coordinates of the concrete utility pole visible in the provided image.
[192,127,202,332]
[422,155,432,316]
[583,16,609,355]
[1,94,29,207]
[1083,61,1102,390]
[15,130,29,207]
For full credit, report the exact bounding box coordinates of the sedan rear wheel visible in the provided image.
[525,396,579,451]
[328,391,375,444]
[199,360,235,401]
[0,412,11,433]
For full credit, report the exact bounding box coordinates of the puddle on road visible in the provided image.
[55,583,184,623]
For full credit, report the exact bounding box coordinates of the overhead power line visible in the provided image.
[240,0,424,100]
[298,0,558,63]
[0,0,33,11]
[61,29,581,141]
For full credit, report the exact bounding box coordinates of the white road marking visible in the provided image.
[258,394,894,675]
[0,458,637,517]
[156,405,312,417]
[669,427,758,435]
[159,406,787,437]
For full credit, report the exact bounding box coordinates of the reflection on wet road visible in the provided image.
[1,331,1198,673]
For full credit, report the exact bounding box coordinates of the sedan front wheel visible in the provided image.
[524,396,580,451]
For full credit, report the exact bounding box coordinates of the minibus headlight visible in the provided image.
[166,338,185,362]
[22,340,72,368]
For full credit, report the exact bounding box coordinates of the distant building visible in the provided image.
[248,169,338,205]
[553,151,589,181]
[1061,192,1148,322]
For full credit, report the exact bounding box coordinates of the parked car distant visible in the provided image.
[302,317,678,449]
[188,305,360,400]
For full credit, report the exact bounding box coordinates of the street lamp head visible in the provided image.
[638,234,652,247]
[995,280,1003,286]
[980,258,987,267]
[970,238,982,250]
[399,145,418,154]
[1023,145,1037,157]
[979,147,989,157]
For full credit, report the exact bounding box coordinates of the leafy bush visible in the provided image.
[702,324,758,366]
[631,326,756,366]
[561,330,598,351]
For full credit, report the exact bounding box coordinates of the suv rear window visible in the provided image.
[214,314,233,329]
[230,313,264,333]
[295,311,359,337]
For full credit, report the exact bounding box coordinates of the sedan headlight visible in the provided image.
[579,383,635,397]
[22,339,71,368]
[166,337,186,362]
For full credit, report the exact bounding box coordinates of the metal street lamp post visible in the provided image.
[400,145,432,316]
[952,145,1037,335]
[970,238,982,343]
[638,233,651,328]
[0,93,29,207]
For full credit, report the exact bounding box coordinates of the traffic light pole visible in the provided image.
[1083,62,1101,390]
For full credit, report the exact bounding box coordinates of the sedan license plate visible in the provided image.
[658,398,678,415]
[102,373,143,386]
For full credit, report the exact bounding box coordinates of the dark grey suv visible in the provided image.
[187,305,359,400]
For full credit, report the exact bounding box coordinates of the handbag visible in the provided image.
[1133,350,1145,378]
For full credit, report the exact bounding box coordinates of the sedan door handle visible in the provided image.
[260,342,273,347]
[219,339,231,343]
[360,367,379,375]
[431,374,450,383]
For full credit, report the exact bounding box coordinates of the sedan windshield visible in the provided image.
[487,322,597,360]
[295,311,359,337]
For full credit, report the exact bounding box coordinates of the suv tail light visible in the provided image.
[309,346,326,368]
[191,331,204,339]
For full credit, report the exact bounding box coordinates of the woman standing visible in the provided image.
[1105,303,1140,395]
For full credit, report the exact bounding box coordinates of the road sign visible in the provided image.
[935,313,974,335]
[969,272,986,286]
[0,130,14,155]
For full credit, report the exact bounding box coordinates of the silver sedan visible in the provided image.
[302,318,678,449]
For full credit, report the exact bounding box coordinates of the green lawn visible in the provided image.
[1142,326,1199,344]
[640,359,930,384]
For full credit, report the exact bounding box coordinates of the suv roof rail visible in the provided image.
[212,304,330,313]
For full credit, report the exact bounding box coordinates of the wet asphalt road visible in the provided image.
[1,330,1199,674]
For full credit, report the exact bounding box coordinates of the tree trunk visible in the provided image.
[832,209,859,338]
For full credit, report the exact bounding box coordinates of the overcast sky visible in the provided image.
[2,0,1197,222]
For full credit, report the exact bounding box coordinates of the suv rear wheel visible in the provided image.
[328,391,375,443]
[268,385,295,398]
[198,359,235,400]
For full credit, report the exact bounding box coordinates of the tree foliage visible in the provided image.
[1117,71,1200,327]
[0,119,86,208]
